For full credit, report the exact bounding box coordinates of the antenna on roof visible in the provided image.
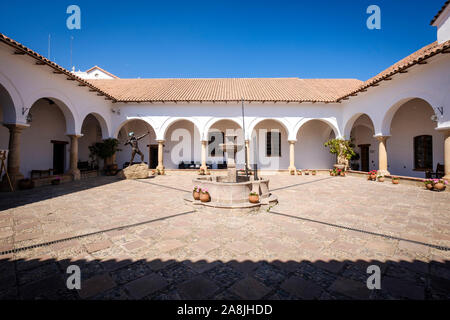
[70,36,74,69]
[48,34,51,60]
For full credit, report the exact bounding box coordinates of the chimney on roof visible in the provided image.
[431,2,450,44]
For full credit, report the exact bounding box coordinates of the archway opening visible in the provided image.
[387,98,443,178]
[349,114,376,172]
[21,98,74,177]
[0,84,16,150]
[79,114,104,171]
[295,120,336,170]
[116,119,157,169]
[251,119,288,170]
[207,119,244,169]
[163,119,201,169]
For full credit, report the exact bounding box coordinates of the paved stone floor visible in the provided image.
[0,173,449,300]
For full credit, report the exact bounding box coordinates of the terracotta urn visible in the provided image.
[370,174,377,181]
[378,177,385,182]
[249,194,260,203]
[434,183,445,191]
[426,183,433,190]
[312,171,317,176]
[193,190,200,200]
[392,179,399,185]
[200,192,210,202]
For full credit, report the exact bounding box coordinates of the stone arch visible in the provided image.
[203,117,243,140]
[294,118,340,140]
[343,113,376,139]
[159,117,202,141]
[248,118,291,141]
[80,112,111,139]
[26,89,78,134]
[381,97,437,135]
[113,118,157,139]
[0,72,23,124]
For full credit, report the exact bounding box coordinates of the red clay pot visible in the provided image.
[200,192,210,202]
[249,194,260,203]
[193,191,200,200]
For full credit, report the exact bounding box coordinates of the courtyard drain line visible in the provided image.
[268,210,450,251]
[0,210,195,256]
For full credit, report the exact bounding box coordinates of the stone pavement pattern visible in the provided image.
[0,173,449,300]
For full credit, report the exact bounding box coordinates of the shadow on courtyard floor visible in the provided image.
[0,176,123,211]
[0,254,449,300]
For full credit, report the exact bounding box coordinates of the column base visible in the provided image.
[200,165,207,171]
[377,169,390,176]
[1,172,24,192]
[156,165,165,171]
[66,169,81,181]
[288,166,297,174]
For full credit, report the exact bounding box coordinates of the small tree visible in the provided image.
[324,138,356,169]
[89,138,121,166]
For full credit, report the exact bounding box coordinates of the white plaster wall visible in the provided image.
[295,120,335,169]
[252,120,289,170]
[20,100,69,177]
[387,98,444,178]
[351,125,378,172]
[164,120,201,169]
[434,6,450,44]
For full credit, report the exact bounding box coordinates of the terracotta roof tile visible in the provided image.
[87,78,362,103]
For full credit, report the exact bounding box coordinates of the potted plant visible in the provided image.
[377,175,385,182]
[193,186,201,200]
[330,169,335,176]
[304,170,310,175]
[297,170,302,175]
[423,179,434,190]
[312,170,317,176]
[51,176,61,185]
[89,138,121,174]
[368,170,377,181]
[340,169,346,177]
[199,168,206,175]
[249,191,259,203]
[324,138,356,171]
[200,188,210,202]
[433,179,448,191]
[18,178,34,190]
[290,169,295,175]
[392,176,400,184]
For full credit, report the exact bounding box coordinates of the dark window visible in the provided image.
[266,131,281,157]
[414,135,432,170]
[208,132,224,157]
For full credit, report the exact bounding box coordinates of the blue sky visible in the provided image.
[0,0,445,80]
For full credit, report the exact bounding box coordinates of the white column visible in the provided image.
[288,140,296,173]
[67,134,82,180]
[157,140,165,171]
[444,130,450,181]
[376,135,390,176]
[200,140,207,171]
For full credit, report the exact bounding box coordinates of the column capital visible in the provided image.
[156,139,165,143]
[201,140,208,145]
[67,134,83,139]
[374,135,390,142]
[3,123,29,133]
[288,139,297,144]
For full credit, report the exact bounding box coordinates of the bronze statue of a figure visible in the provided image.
[125,131,149,166]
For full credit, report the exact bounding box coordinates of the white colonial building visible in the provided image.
[1,2,450,189]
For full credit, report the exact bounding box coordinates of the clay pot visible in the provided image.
[340,172,346,177]
[290,171,295,175]
[434,183,445,191]
[312,171,317,176]
[193,191,200,200]
[200,192,210,202]
[249,194,260,203]
[425,183,433,190]
[370,174,376,181]
[378,177,385,182]
[392,179,399,184]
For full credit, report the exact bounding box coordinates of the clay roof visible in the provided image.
[337,39,450,102]
[0,33,116,101]
[87,78,362,103]
[1,32,449,104]
[431,0,450,25]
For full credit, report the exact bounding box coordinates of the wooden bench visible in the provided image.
[30,169,54,179]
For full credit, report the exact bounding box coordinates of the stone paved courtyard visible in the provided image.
[0,173,449,300]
